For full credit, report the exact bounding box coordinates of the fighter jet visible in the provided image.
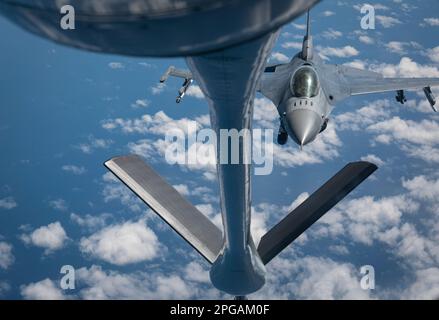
[259,11,439,148]
[163,11,439,149]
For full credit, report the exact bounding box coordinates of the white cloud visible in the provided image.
[398,2,417,13]
[76,265,202,300]
[359,35,374,45]
[427,46,439,64]
[368,117,439,147]
[270,52,290,63]
[49,198,68,211]
[18,260,221,300]
[322,28,343,40]
[62,165,86,175]
[343,59,367,70]
[385,41,422,55]
[385,41,407,55]
[393,223,439,269]
[128,138,217,176]
[329,245,350,255]
[102,111,201,136]
[335,99,393,132]
[253,256,370,299]
[280,32,303,39]
[131,99,150,108]
[184,262,210,284]
[376,15,402,28]
[400,144,439,164]
[125,139,156,160]
[138,62,154,68]
[343,195,412,227]
[423,18,439,26]
[292,23,306,30]
[318,46,359,59]
[370,57,439,78]
[289,257,368,299]
[303,176,439,271]
[314,194,418,246]
[335,96,439,165]
[150,83,166,95]
[21,279,65,300]
[80,220,160,266]
[102,172,143,212]
[402,268,439,299]
[77,136,113,154]
[186,85,205,99]
[322,10,335,17]
[108,62,124,69]
[103,111,217,177]
[361,154,385,166]
[21,222,68,253]
[281,42,303,50]
[253,97,279,130]
[191,186,217,203]
[402,175,439,203]
[353,3,389,11]
[0,242,14,269]
[0,197,17,210]
[70,213,112,230]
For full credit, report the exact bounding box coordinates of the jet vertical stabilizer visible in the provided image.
[302,10,313,61]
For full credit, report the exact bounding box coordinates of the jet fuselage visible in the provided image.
[261,54,334,147]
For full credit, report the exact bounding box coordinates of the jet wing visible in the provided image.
[349,77,439,96]
[335,65,439,95]
[332,65,439,111]
[258,63,291,106]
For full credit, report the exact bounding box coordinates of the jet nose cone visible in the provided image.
[285,109,322,147]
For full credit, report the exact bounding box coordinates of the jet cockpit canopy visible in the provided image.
[291,66,320,98]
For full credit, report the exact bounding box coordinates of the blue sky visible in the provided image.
[1,0,439,299]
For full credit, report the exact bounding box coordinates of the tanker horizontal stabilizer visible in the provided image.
[257,161,378,265]
[104,155,223,264]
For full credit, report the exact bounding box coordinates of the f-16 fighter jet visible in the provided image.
[259,11,439,148]
[163,11,439,149]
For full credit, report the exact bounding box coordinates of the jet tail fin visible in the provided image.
[104,155,223,264]
[301,10,313,61]
[257,161,377,264]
